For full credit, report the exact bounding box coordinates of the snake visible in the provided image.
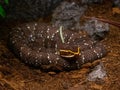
[9,22,107,71]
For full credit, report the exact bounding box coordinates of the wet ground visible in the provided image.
[0,1,120,90]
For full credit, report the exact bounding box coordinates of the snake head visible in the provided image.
[59,47,81,59]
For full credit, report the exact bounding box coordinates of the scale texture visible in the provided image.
[9,22,107,71]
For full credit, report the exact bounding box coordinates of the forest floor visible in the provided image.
[0,1,120,90]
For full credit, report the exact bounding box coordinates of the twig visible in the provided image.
[84,16,120,28]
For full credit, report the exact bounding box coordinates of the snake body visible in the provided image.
[9,22,107,71]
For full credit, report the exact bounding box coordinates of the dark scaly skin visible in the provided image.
[9,22,107,71]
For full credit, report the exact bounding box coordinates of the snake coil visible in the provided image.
[9,22,107,71]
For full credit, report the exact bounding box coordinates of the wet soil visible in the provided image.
[0,1,120,90]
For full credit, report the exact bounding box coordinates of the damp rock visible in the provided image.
[1,0,63,21]
[52,1,87,30]
[83,17,109,41]
[87,63,107,81]
[113,0,120,7]
[66,0,103,5]
[81,0,103,4]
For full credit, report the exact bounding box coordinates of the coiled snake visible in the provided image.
[9,22,107,71]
